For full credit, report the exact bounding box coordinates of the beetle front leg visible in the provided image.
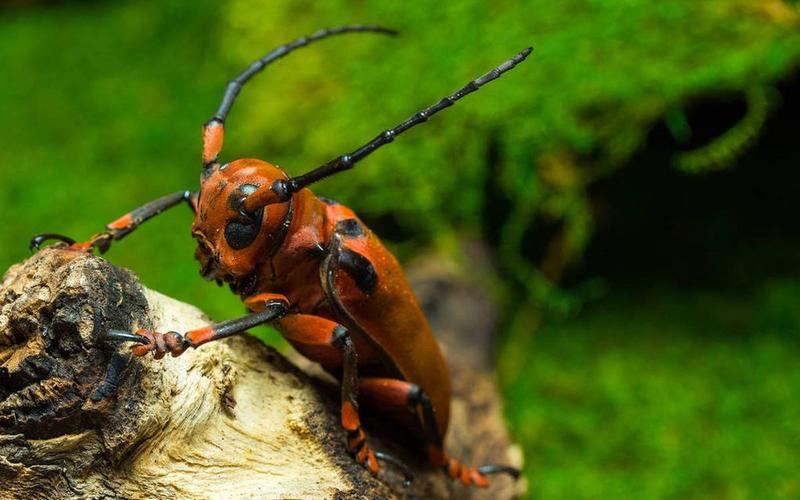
[107,297,289,359]
[30,190,198,254]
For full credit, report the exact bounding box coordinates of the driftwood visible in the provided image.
[0,247,523,499]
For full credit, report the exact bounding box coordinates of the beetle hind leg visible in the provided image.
[374,451,414,486]
[358,377,519,488]
[409,384,520,488]
[477,464,522,478]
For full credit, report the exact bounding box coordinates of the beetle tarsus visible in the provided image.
[477,464,521,479]
[29,232,76,251]
[72,232,113,254]
[28,232,113,254]
[106,329,151,345]
[374,451,415,487]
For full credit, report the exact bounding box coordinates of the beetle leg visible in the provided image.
[358,377,520,488]
[106,298,289,359]
[275,313,380,475]
[29,233,76,249]
[374,451,414,487]
[30,190,198,254]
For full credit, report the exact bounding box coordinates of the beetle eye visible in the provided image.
[224,208,263,250]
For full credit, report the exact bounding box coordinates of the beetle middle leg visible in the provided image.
[275,313,390,475]
[30,190,198,254]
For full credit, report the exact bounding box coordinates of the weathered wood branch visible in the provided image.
[0,248,523,499]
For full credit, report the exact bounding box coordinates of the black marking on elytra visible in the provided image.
[322,235,405,381]
[319,196,340,206]
[335,218,364,237]
[338,249,377,294]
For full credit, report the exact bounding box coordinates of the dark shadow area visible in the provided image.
[482,134,515,248]
[568,71,800,290]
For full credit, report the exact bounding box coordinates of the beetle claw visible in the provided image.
[29,232,76,252]
[29,232,112,254]
[476,464,520,479]
[105,329,150,345]
[374,451,414,487]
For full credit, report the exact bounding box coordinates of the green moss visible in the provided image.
[499,287,800,498]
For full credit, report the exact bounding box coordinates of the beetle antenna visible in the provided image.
[211,25,397,125]
[268,46,533,201]
[202,25,396,168]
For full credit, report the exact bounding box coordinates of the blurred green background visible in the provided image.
[2,0,799,497]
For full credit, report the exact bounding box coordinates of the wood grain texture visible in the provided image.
[0,247,523,499]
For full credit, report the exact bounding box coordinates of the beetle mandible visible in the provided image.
[31,25,531,488]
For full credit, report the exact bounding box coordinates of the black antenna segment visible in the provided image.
[271,46,533,200]
[211,25,397,124]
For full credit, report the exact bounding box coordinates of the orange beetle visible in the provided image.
[31,25,530,488]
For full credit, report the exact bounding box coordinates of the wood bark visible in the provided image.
[0,248,523,499]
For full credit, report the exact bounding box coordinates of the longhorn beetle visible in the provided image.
[31,25,531,488]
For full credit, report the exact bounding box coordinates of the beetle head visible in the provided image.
[192,159,291,290]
